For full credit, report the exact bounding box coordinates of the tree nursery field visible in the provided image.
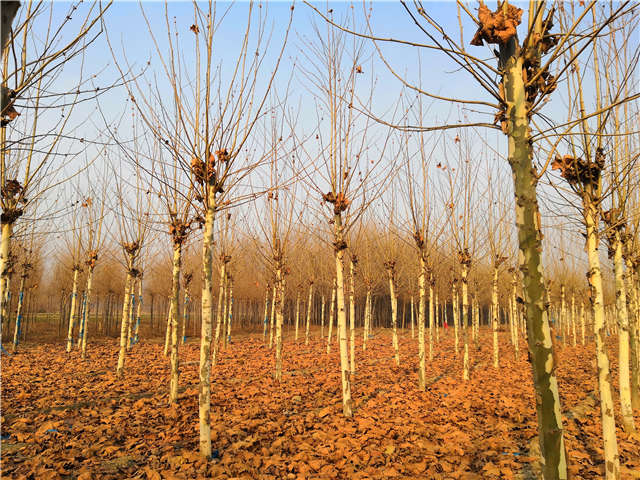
[2,330,639,479]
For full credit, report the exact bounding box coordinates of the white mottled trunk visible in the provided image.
[198,193,215,457]
[294,291,300,341]
[327,279,336,354]
[418,255,426,390]
[269,285,276,349]
[66,268,80,353]
[349,260,355,373]
[492,266,499,369]
[387,269,399,366]
[169,242,182,404]
[585,198,619,478]
[461,263,470,380]
[275,269,284,381]
[11,275,25,353]
[335,242,352,417]
[116,271,134,378]
[212,262,226,366]
[305,283,313,346]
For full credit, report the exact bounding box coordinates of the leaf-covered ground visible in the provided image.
[1,329,639,479]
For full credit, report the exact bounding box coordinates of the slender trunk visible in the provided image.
[263,287,270,341]
[212,261,227,366]
[11,274,25,353]
[625,256,640,409]
[269,284,276,349]
[410,295,415,339]
[169,242,182,404]
[418,254,426,390]
[512,278,520,360]
[294,291,300,341]
[429,272,434,362]
[275,268,284,381]
[81,268,95,359]
[0,222,12,335]
[133,277,142,344]
[198,192,215,458]
[581,302,586,346]
[306,282,313,346]
[349,260,355,373]
[221,276,229,350]
[461,261,470,381]
[164,301,173,356]
[225,279,233,346]
[560,285,566,344]
[66,268,81,353]
[387,266,399,366]
[334,233,352,417]
[571,293,577,347]
[611,231,635,432]
[453,282,459,356]
[492,266,499,369]
[500,32,568,479]
[182,292,189,344]
[435,292,440,343]
[126,289,135,350]
[320,294,325,339]
[584,195,620,478]
[116,271,134,378]
[327,278,336,354]
[363,288,371,351]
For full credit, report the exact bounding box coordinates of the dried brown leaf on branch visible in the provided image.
[471,3,523,46]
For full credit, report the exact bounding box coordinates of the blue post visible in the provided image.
[78,292,87,346]
[134,293,142,344]
[227,298,233,343]
[129,293,136,346]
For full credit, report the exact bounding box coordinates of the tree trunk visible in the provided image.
[212,261,227,366]
[225,279,233,346]
[492,266,499,369]
[320,294,325,339]
[133,277,142,344]
[11,274,25,353]
[275,268,284,381]
[169,242,182,404]
[500,33,568,479]
[334,214,352,417]
[429,272,434,362]
[363,288,371,351]
[453,283,459,356]
[461,261,470,381]
[263,287,270,341]
[306,282,313,346]
[349,260,355,373]
[81,268,95,359]
[66,268,80,353]
[269,283,276,349]
[116,271,134,378]
[327,278,336,354]
[610,231,635,432]
[584,194,620,478]
[418,254,426,390]
[387,267,399,366]
[294,290,300,341]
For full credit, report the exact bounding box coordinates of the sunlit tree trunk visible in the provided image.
[417,254,427,390]
[294,290,300,341]
[584,195,619,478]
[169,242,182,404]
[133,277,142,345]
[225,278,233,346]
[327,278,336,354]
[164,300,173,356]
[435,292,440,344]
[610,230,635,432]
[571,293,577,347]
[0,222,13,332]
[625,255,640,409]
[580,302,585,346]
[11,273,25,353]
[410,295,415,339]
[453,281,459,356]
[198,192,216,458]
[81,267,95,359]
[182,291,189,344]
[349,259,356,373]
[269,285,276,349]
[334,215,352,417]
[305,282,313,346]
[275,268,284,381]
[126,284,136,350]
[212,259,227,366]
[386,263,399,366]
[500,30,568,478]
[492,266,499,369]
[66,267,81,353]
[461,258,470,381]
[428,272,434,361]
[363,288,371,351]
[262,286,270,342]
[320,294,325,339]
[560,284,566,344]
[116,270,134,378]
